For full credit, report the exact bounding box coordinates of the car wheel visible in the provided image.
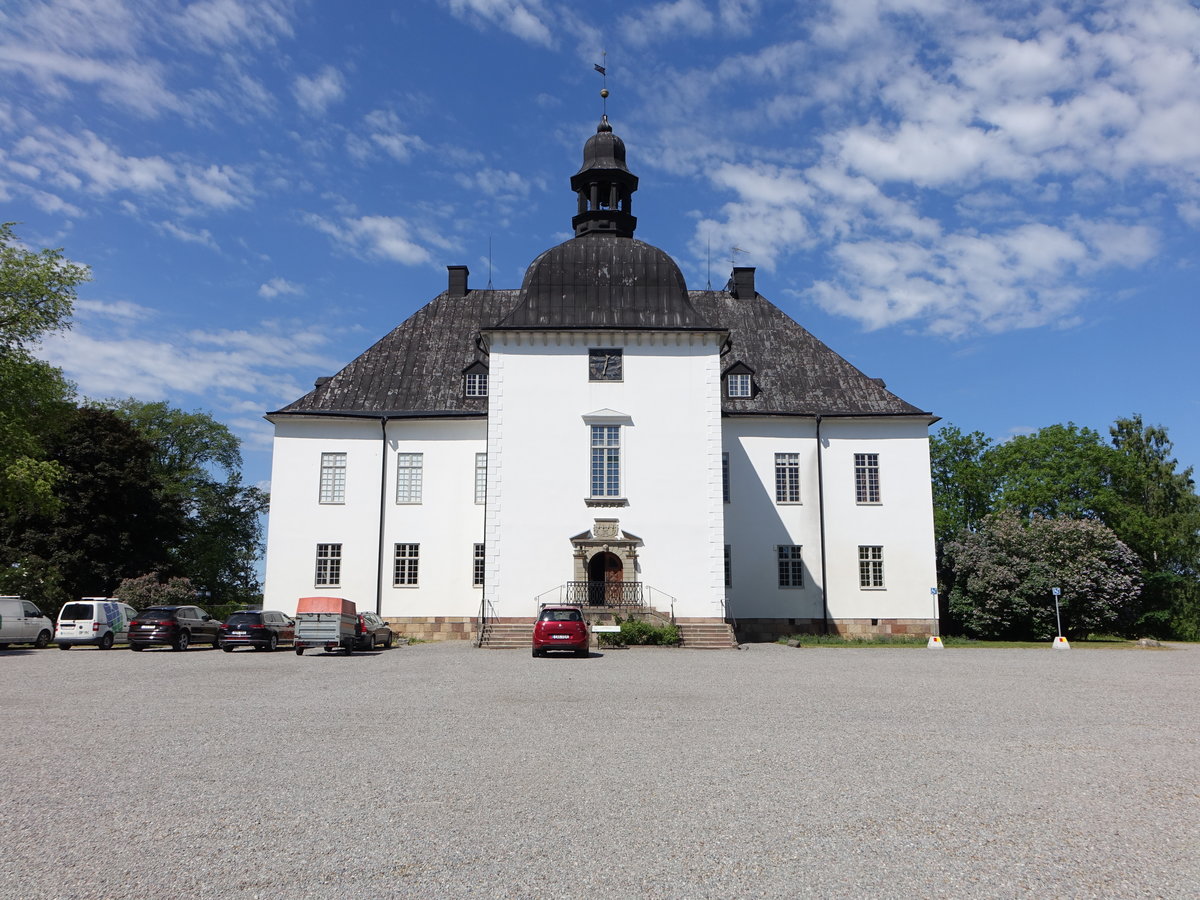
[98,632,114,650]
[34,630,51,649]
[58,643,71,651]
[384,632,394,649]
[222,645,234,653]
[266,634,278,652]
[174,631,190,651]
[130,644,144,651]
[367,635,375,651]
[531,647,541,658]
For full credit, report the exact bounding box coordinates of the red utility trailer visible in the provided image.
[293,596,357,655]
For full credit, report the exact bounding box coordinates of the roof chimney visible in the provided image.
[729,266,756,299]
[314,376,331,388]
[447,265,469,297]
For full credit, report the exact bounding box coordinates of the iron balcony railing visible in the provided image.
[563,581,645,608]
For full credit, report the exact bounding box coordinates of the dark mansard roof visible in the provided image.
[269,115,930,421]
[269,285,929,419]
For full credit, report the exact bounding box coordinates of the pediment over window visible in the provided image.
[581,408,633,425]
[462,360,489,375]
[722,360,755,377]
[569,518,643,547]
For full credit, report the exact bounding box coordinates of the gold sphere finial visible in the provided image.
[600,88,609,99]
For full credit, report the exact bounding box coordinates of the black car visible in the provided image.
[128,606,221,651]
[219,610,295,652]
[354,612,395,650]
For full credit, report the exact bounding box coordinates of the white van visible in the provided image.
[55,598,138,650]
[0,596,55,649]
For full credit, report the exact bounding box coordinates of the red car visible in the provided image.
[532,604,589,657]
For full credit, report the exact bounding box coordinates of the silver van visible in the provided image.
[55,598,138,650]
[0,596,54,649]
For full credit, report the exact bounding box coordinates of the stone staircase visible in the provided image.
[676,621,739,649]
[477,622,534,649]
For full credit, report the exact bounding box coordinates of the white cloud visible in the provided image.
[176,0,296,48]
[292,65,346,115]
[620,0,715,46]
[439,0,554,46]
[258,277,304,299]
[155,220,219,250]
[305,213,454,266]
[73,298,155,321]
[345,110,426,164]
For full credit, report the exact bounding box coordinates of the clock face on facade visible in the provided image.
[589,349,622,381]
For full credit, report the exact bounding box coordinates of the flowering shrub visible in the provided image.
[947,511,1141,640]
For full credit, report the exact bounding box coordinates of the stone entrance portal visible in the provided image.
[570,519,641,606]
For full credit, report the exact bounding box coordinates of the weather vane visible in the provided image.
[594,50,608,116]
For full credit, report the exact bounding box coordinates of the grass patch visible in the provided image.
[776,634,1163,649]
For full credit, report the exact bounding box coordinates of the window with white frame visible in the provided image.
[722,452,730,503]
[473,543,485,588]
[778,545,803,588]
[396,453,423,504]
[859,545,885,588]
[590,425,621,497]
[464,372,488,397]
[775,453,801,503]
[319,452,346,504]
[393,543,419,586]
[315,543,342,587]
[855,453,881,504]
[724,544,732,588]
[727,373,751,398]
[475,453,487,504]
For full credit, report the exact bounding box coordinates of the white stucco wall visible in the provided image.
[262,416,485,617]
[484,331,726,620]
[722,416,938,622]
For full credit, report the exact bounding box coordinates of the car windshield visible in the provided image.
[540,609,582,622]
[59,603,93,621]
[137,608,175,621]
[226,613,261,625]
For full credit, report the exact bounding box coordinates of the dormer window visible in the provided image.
[724,361,754,398]
[463,361,489,397]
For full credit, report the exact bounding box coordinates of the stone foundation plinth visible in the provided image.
[383,616,478,642]
[734,618,938,643]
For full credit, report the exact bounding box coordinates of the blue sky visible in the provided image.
[3,0,1198,492]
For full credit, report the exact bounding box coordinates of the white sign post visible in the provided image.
[927,587,944,649]
[1051,587,1070,650]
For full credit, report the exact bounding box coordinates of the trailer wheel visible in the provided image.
[295,646,304,655]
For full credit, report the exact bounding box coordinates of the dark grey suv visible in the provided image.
[219,610,295,652]
[128,606,221,651]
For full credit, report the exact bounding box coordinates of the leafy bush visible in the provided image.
[598,616,680,646]
[947,511,1141,640]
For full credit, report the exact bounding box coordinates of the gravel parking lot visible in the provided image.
[2,640,1197,899]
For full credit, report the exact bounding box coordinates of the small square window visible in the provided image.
[464,372,488,397]
[589,348,622,381]
[727,373,751,398]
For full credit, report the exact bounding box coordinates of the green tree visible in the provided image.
[947,511,1141,640]
[1107,415,1200,637]
[988,423,1118,522]
[0,223,88,514]
[2,407,184,617]
[102,399,267,605]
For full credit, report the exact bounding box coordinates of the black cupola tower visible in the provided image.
[570,115,639,238]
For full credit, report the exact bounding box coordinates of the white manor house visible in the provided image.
[263,115,939,645]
